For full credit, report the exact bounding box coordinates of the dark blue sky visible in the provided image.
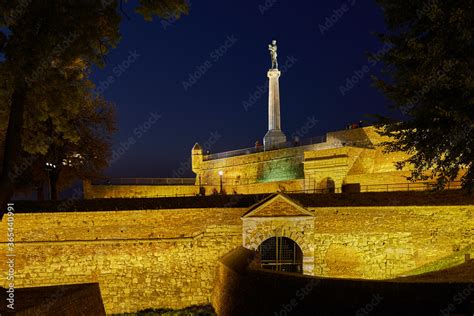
[92,0,391,178]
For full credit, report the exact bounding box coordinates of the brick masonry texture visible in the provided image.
[0,208,244,314]
[1,200,472,314]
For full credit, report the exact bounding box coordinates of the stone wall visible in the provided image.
[212,247,474,316]
[242,217,315,274]
[2,199,472,313]
[310,205,474,279]
[83,181,199,199]
[192,143,338,187]
[83,179,304,199]
[0,208,246,314]
[206,179,304,195]
[84,126,448,198]
[192,126,421,193]
[241,196,473,280]
[303,127,414,191]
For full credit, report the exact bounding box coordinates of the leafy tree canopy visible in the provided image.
[374,0,474,190]
[0,0,189,203]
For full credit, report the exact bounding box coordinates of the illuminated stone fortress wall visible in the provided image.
[191,126,414,193]
[2,193,472,314]
[85,126,421,198]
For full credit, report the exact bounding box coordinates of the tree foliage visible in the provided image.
[0,0,189,204]
[373,0,474,190]
[14,96,116,200]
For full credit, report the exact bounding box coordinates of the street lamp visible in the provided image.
[218,170,224,193]
[45,162,57,200]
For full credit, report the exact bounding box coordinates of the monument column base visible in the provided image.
[264,129,287,150]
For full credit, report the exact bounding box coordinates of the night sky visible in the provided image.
[91,0,391,178]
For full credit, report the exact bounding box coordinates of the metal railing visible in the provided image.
[91,178,196,186]
[359,181,463,192]
[286,181,463,194]
[197,177,298,187]
[91,177,463,193]
[203,135,327,161]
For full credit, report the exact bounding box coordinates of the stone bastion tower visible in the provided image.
[263,40,287,149]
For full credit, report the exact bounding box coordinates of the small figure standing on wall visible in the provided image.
[293,136,300,147]
[268,39,278,69]
[255,140,262,152]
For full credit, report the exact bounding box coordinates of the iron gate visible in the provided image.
[257,237,303,273]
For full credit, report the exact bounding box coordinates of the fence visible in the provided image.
[359,181,463,192]
[91,178,196,186]
[287,181,463,194]
[197,176,291,187]
[91,178,463,194]
[204,135,327,161]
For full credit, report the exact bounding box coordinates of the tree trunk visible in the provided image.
[0,81,27,215]
[50,169,60,200]
[36,185,44,201]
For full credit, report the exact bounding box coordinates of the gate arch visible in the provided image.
[319,177,336,193]
[257,236,303,273]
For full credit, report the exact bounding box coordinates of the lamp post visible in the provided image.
[45,162,56,200]
[218,170,224,194]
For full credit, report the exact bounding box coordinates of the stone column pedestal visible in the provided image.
[264,69,287,149]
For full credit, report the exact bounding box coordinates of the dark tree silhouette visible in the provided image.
[0,0,189,209]
[373,0,474,190]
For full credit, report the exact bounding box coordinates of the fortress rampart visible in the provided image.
[84,126,426,199]
[2,193,473,314]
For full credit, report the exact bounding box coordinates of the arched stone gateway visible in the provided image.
[257,236,303,273]
[319,177,336,193]
[241,193,315,274]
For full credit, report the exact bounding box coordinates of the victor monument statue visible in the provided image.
[268,39,278,69]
